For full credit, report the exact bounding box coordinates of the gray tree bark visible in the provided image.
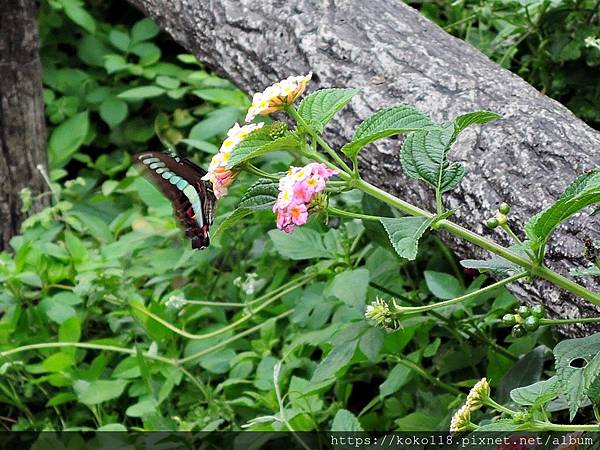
[126,0,600,333]
[0,0,48,250]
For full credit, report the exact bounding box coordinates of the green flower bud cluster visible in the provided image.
[501,304,545,337]
[485,202,511,229]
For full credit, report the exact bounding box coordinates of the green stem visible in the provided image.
[394,272,527,314]
[354,178,600,308]
[435,189,443,215]
[540,317,600,326]
[178,310,293,365]
[243,163,281,180]
[500,224,524,247]
[131,275,312,340]
[485,398,518,416]
[327,206,381,222]
[531,420,599,431]
[286,106,353,174]
[393,357,462,396]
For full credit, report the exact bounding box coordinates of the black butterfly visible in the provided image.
[134,151,216,249]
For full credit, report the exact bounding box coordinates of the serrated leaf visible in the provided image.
[553,332,600,420]
[341,105,435,159]
[379,216,435,260]
[461,255,520,276]
[331,409,363,432]
[226,124,300,169]
[452,111,502,137]
[212,179,279,239]
[298,88,359,133]
[400,125,464,193]
[526,169,600,254]
[510,376,560,406]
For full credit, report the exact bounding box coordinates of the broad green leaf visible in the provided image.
[118,86,165,100]
[97,424,127,431]
[379,355,418,398]
[298,88,359,133]
[73,379,128,405]
[452,111,502,137]
[42,352,74,372]
[40,297,76,324]
[311,339,358,382]
[331,409,363,432]
[571,265,600,277]
[59,316,81,343]
[99,96,128,127]
[359,327,384,363]
[192,88,248,107]
[63,3,96,33]
[126,398,158,417]
[400,125,464,193]
[131,18,160,44]
[526,169,600,253]
[497,346,545,404]
[379,216,435,260]
[108,29,130,52]
[424,271,464,299]
[461,255,520,276]
[510,376,560,406]
[554,332,600,420]
[327,268,370,308]
[48,111,90,168]
[269,228,335,260]
[213,179,279,239]
[341,105,435,159]
[188,107,241,141]
[226,123,299,169]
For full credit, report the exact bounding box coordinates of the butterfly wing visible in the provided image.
[134,151,216,249]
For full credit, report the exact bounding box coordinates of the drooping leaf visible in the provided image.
[526,169,600,254]
[341,105,435,159]
[400,125,464,194]
[379,216,435,260]
[553,332,600,420]
[424,271,464,299]
[269,228,336,261]
[311,339,358,383]
[48,111,90,169]
[497,346,545,404]
[452,111,502,138]
[298,88,359,133]
[117,86,166,100]
[226,123,300,169]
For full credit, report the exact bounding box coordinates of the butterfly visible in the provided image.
[134,151,216,249]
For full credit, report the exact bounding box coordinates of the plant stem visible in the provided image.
[394,272,527,314]
[485,398,518,416]
[436,189,444,215]
[540,317,600,326]
[354,178,600,308]
[243,163,281,180]
[286,106,353,174]
[531,421,599,431]
[327,206,381,222]
[131,275,312,340]
[392,357,462,396]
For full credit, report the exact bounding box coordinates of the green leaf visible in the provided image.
[379,216,435,260]
[331,409,363,432]
[108,29,130,52]
[379,354,419,398]
[298,88,359,133]
[99,96,128,127]
[48,111,90,168]
[42,352,74,372]
[126,398,158,418]
[461,255,520,276]
[497,346,545,404]
[311,339,358,383]
[269,228,335,261]
[59,316,81,343]
[359,327,384,363]
[226,124,300,169]
[424,271,464,299]
[188,107,240,141]
[63,3,96,33]
[118,86,165,100]
[131,18,160,44]
[400,125,464,194]
[452,111,502,137]
[571,265,600,277]
[526,169,600,253]
[328,268,370,308]
[192,88,248,107]
[73,379,128,405]
[341,105,435,159]
[554,332,600,420]
[40,297,76,324]
[213,179,279,239]
[510,376,560,406]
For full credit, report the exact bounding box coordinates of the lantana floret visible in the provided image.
[245,73,312,122]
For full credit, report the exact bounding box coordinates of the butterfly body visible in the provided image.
[134,151,216,249]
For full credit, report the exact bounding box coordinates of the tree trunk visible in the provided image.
[126,0,600,333]
[0,0,48,250]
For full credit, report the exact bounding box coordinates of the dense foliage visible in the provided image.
[1,0,600,436]
[410,0,600,130]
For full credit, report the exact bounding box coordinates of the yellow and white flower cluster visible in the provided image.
[202,122,264,198]
[245,72,312,122]
[449,377,490,432]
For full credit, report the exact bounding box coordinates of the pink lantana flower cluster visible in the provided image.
[202,122,263,198]
[273,163,337,233]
